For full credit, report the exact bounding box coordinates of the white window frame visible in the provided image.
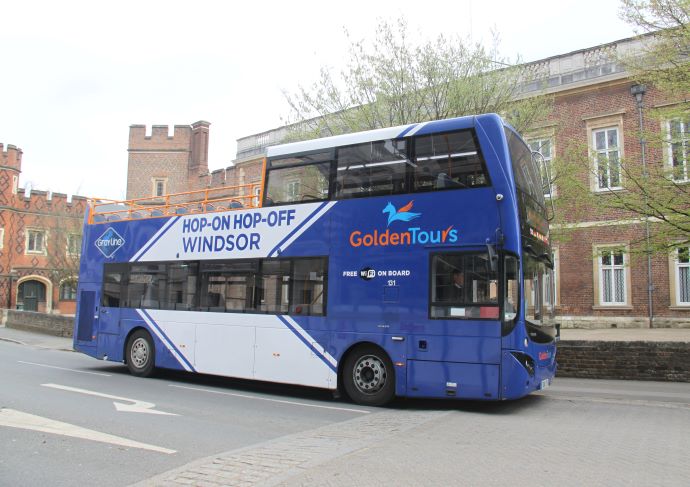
[586,114,625,192]
[0,227,4,249]
[26,228,47,255]
[67,233,82,256]
[666,118,689,182]
[528,137,555,198]
[286,180,300,202]
[670,246,690,307]
[594,245,629,306]
[592,127,622,190]
[253,186,261,207]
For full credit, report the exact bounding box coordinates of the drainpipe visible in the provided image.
[630,84,654,328]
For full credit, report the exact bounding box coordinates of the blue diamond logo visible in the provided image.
[95,227,125,258]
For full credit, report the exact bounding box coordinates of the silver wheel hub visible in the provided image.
[131,338,149,368]
[353,355,387,395]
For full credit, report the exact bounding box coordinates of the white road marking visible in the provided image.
[18,360,112,377]
[0,408,176,454]
[42,383,178,416]
[169,384,371,414]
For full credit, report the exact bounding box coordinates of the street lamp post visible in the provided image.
[631,83,654,328]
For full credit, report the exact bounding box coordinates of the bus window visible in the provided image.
[257,260,291,313]
[290,257,327,315]
[126,263,166,309]
[524,254,547,326]
[103,264,126,307]
[414,130,488,191]
[504,255,519,322]
[165,262,198,311]
[335,140,408,199]
[430,252,498,319]
[505,128,545,209]
[200,260,258,312]
[264,152,332,205]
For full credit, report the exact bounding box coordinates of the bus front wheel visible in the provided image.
[343,345,395,406]
[126,329,155,377]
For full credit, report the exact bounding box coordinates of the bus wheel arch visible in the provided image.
[339,343,395,406]
[124,327,156,377]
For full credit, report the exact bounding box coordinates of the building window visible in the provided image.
[286,180,301,202]
[672,246,690,306]
[152,178,167,197]
[668,118,689,182]
[593,127,622,190]
[598,248,627,305]
[0,227,4,249]
[26,229,47,254]
[253,186,261,206]
[528,138,554,197]
[12,176,18,195]
[60,279,78,301]
[67,234,82,256]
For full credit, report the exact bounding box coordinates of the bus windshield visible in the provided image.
[505,127,545,210]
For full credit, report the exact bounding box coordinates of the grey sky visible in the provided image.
[1,0,636,200]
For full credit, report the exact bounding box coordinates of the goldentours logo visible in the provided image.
[95,227,125,258]
[349,201,458,248]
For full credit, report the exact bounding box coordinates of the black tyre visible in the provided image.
[126,329,155,377]
[342,345,395,406]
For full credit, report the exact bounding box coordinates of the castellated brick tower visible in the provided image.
[0,143,22,206]
[126,121,211,200]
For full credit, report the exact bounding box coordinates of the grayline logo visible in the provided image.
[95,227,125,258]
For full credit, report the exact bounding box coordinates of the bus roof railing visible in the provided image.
[88,182,263,224]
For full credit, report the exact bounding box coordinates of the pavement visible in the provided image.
[1,324,689,352]
[0,326,74,350]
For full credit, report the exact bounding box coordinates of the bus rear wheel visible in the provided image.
[343,345,395,406]
[126,329,155,377]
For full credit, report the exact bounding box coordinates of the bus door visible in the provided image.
[75,283,99,347]
[95,265,126,358]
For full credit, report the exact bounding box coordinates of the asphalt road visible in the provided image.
[0,340,373,486]
[1,339,689,487]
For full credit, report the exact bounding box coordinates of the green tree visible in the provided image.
[283,18,552,140]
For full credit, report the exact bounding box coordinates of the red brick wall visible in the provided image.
[1,144,86,315]
[551,81,687,326]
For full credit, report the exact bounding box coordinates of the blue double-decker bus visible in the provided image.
[74,113,557,406]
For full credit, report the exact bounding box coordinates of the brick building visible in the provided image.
[0,144,88,315]
[126,34,689,328]
[126,121,210,200]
